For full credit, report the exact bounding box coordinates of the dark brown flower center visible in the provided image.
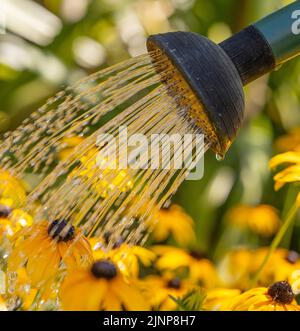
[91,260,117,279]
[0,204,12,218]
[167,278,181,289]
[189,250,207,260]
[47,219,75,242]
[285,251,299,264]
[267,281,294,304]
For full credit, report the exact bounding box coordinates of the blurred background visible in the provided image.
[0,0,299,258]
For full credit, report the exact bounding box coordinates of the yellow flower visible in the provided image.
[0,170,27,208]
[58,136,84,160]
[140,275,195,310]
[252,248,300,286]
[153,246,219,288]
[150,204,196,246]
[70,147,133,198]
[275,127,300,153]
[218,249,253,290]
[203,288,241,311]
[90,236,156,278]
[227,281,300,311]
[60,259,149,311]
[8,219,93,287]
[269,151,300,190]
[219,248,300,289]
[226,204,281,237]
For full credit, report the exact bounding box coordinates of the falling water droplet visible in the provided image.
[216,153,224,161]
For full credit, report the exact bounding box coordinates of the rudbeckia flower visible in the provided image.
[153,246,219,288]
[8,219,93,287]
[60,259,149,311]
[218,248,253,290]
[89,235,156,278]
[269,151,300,190]
[251,248,300,286]
[219,248,300,289]
[203,288,241,311]
[150,204,196,246]
[70,147,133,198]
[226,204,281,237]
[226,281,300,311]
[140,275,195,310]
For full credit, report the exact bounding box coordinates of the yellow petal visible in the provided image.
[112,277,149,311]
[26,243,61,287]
[61,273,107,311]
[156,250,191,270]
[102,291,122,311]
[269,152,300,169]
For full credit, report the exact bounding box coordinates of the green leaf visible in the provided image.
[169,287,207,311]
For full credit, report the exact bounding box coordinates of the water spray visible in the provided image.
[2,2,300,249]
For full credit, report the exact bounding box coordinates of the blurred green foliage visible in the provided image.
[0,0,300,259]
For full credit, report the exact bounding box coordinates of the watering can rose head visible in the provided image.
[147,33,244,157]
[147,2,300,156]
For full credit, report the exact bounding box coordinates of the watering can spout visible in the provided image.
[220,1,300,85]
[147,1,300,156]
[219,26,276,86]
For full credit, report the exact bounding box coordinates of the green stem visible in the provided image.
[250,200,299,288]
[281,186,299,248]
